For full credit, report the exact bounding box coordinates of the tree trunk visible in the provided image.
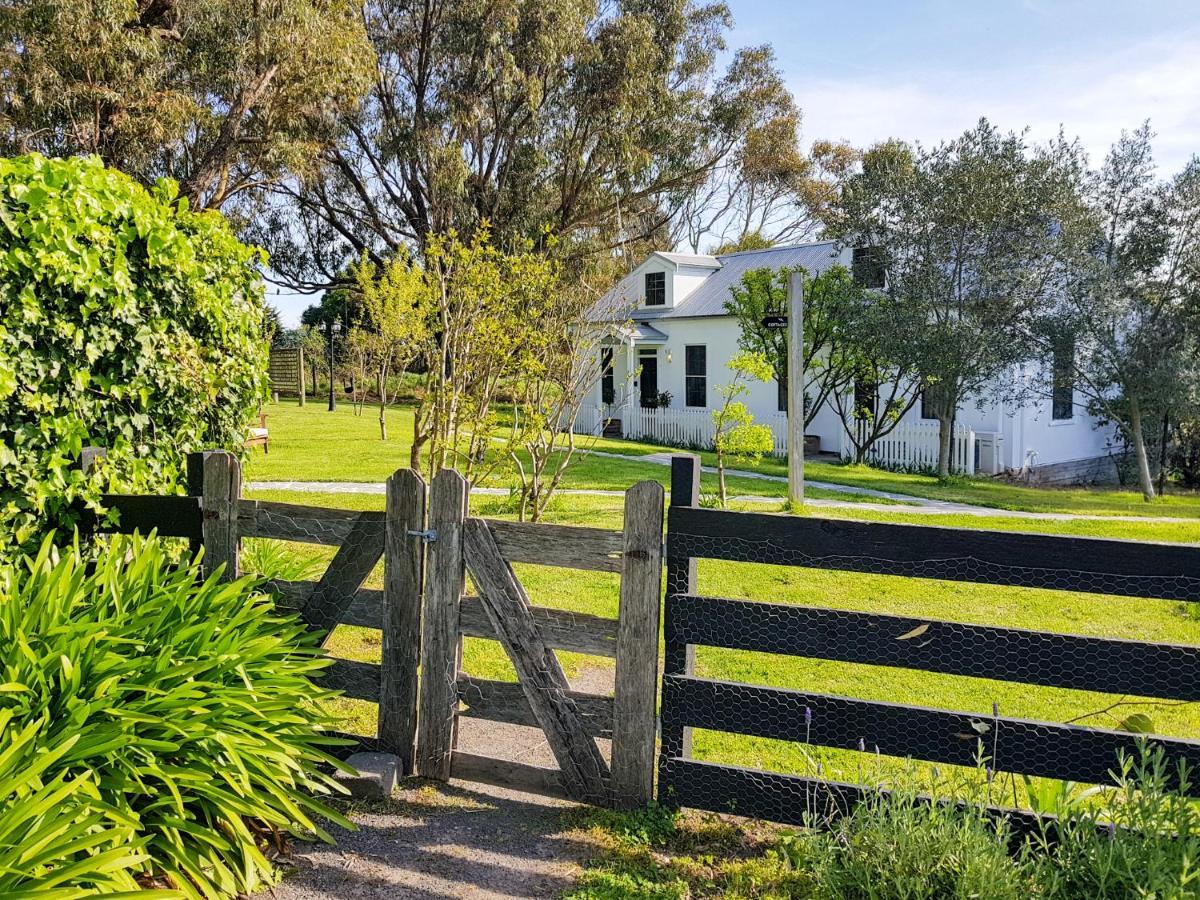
[717,456,727,507]
[378,369,388,440]
[1129,399,1157,501]
[936,415,954,479]
[1158,412,1170,497]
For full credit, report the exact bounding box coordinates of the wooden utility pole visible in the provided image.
[787,271,804,504]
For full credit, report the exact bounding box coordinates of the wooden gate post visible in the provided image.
[612,480,665,807]
[187,450,241,581]
[381,469,426,774]
[663,456,699,762]
[417,469,468,780]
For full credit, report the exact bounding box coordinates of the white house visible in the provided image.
[580,241,1119,484]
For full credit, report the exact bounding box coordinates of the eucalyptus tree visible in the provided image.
[255,0,800,289]
[667,44,859,254]
[1054,125,1200,500]
[0,0,374,209]
[830,120,1088,477]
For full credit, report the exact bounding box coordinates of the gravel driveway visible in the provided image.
[269,669,615,899]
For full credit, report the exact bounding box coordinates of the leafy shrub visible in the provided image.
[0,534,349,897]
[570,750,1200,898]
[0,721,157,896]
[1029,745,1200,898]
[808,791,1031,899]
[0,154,268,558]
[239,538,327,582]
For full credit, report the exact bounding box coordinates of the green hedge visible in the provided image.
[0,535,350,896]
[0,155,268,557]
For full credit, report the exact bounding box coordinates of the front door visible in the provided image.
[639,350,658,408]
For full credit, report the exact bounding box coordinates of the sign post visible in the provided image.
[786,272,804,504]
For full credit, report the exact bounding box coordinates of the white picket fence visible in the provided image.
[575,405,975,473]
[841,420,976,475]
[575,405,791,457]
[624,406,717,451]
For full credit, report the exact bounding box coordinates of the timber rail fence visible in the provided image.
[659,454,1200,829]
[78,448,663,808]
[77,446,1200,826]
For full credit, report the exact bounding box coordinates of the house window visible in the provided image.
[1052,337,1075,420]
[776,373,787,413]
[600,348,614,405]
[920,386,943,421]
[644,271,666,306]
[685,345,706,407]
[852,247,886,289]
[854,378,878,421]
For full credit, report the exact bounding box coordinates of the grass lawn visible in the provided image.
[248,401,870,503]
[246,484,1200,807]
[578,422,1200,519]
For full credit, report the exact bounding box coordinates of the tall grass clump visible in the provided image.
[0,534,350,897]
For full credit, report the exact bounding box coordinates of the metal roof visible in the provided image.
[617,321,668,343]
[594,241,845,322]
[654,251,722,268]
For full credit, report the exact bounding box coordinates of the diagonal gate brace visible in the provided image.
[462,517,612,804]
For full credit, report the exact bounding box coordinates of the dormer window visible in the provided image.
[645,271,666,306]
[852,247,886,289]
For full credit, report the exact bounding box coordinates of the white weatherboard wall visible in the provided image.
[584,240,1121,480]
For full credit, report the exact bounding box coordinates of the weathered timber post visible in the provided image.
[80,446,107,476]
[381,468,427,774]
[187,450,241,581]
[662,456,699,763]
[612,479,666,807]
[417,469,468,780]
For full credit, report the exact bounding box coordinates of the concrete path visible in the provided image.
[246,479,1198,524]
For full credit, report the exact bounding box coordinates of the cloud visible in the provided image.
[794,33,1200,173]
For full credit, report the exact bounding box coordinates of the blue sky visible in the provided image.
[272,0,1200,326]
[743,0,1200,173]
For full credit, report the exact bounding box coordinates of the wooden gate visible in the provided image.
[80,450,664,807]
[415,470,664,807]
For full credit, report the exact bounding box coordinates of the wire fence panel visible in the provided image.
[658,454,1200,828]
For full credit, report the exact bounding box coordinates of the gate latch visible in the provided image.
[407,528,438,543]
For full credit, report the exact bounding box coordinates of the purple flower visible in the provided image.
[858,738,866,753]
[993,701,999,718]
[805,707,813,726]
[986,766,994,784]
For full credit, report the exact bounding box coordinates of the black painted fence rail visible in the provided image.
[659,455,1200,827]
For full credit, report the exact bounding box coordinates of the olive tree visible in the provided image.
[1054,125,1200,500]
[830,121,1087,477]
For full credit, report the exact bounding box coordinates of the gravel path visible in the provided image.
[270,668,615,900]
[268,779,591,900]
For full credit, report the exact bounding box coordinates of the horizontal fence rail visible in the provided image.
[659,454,1200,829]
[668,505,1200,600]
[668,594,1200,701]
